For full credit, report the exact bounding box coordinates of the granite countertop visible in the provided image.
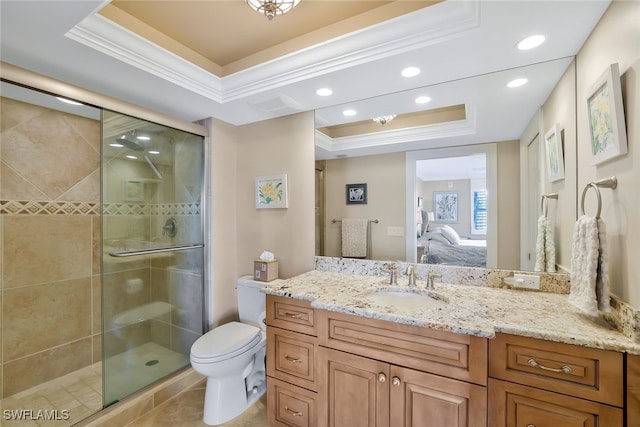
[263,270,640,354]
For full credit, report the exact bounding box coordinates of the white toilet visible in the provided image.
[190,276,267,425]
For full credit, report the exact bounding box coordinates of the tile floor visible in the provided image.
[127,384,268,427]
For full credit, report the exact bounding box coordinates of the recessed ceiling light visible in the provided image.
[109,143,124,148]
[148,150,160,155]
[136,135,151,141]
[56,96,82,106]
[343,109,357,117]
[415,96,432,104]
[507,78,528,88]
[125,155,137,159]
[517,35,545,50]
[401,66,421,78]
[316,88,333,97]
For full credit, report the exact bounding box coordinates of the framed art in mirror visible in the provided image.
[433,191,459,223]
[587,63,628,165]
[545,124,565,182]
[346,183,367,205]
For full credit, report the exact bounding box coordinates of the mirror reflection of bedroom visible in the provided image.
[416,153,489,268]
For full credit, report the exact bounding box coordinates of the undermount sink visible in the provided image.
[363,287,448,309]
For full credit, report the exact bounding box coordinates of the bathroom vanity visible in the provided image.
[264,269,640,427]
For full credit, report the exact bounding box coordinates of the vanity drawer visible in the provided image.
[317,309,488,385]
[267,295,316,336]
[489,333,623,407]
[268,326,318,391]
[489,378,623,426]
[268,377,317,427]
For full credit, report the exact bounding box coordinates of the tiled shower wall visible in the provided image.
[0,96,102,398]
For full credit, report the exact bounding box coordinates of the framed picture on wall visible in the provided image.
[255,174,288,209]
[544,124,565,182]
[586,63,628,165]
[433,191,458,223]
[346,183,367,205]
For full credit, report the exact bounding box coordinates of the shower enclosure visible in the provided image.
[0,80,206,424]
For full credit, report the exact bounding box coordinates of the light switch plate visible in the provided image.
[387,226,404,237]
[513,273,541,290]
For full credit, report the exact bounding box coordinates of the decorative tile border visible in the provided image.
[0,200,200,216]
[0,200,100,215]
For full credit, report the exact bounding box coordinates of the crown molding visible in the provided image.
[66,1,480,104]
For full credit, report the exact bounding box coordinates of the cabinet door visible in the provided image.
[318,347,389,427]
[489,378,623,427]
[390,366,487,427]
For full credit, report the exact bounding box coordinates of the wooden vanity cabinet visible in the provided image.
[266,295,318,427]
[317,310,488,427]
[488,333,624,426]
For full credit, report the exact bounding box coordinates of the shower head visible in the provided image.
[115,135,144,151]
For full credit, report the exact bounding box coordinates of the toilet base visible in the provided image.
[202,375,265,425]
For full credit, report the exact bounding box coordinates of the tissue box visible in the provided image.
[254,260,278,282]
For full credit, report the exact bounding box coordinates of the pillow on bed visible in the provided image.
[428,231,450,244]
[439,225,461,245]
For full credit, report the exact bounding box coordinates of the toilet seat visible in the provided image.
[191,321,262,364]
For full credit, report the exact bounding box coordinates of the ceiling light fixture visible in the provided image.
[316,88,332,97]
[343,109,357,117]
[415,96,431,104]
[507,78,528,88]
[246,0,301,20]
[401,66,421,78]
[148,150,160,155]
[517,34,545,50]
[109,143,124,148]
[56,97,82,106]
[372,115,396,126]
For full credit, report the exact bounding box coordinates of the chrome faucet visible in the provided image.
[427,271,442,290]
[406,265,417,287]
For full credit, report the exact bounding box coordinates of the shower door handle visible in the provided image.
[109,243,204,257]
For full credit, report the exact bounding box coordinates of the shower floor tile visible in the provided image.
[1,363,102,427]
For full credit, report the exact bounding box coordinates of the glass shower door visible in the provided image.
[101,110,205,406]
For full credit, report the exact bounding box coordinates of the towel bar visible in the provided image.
[540,193,558,217]
[332,219,379,224]
[580,176,617,219]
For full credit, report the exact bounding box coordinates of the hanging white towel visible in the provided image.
[569,215,610,315]
[534,215,556,273]
[341,218,368,258]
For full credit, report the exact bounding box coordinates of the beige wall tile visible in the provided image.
[92,333,102,364]
[4,278,91,360]
[0,97,48,133]
[2,216,92,288]
[92,215,101,277]
[101,268,150,329]
[3,338,91,397]
[1,110,100,200]
[59,168,100,203]
[0,161,48,200]
[92,274,102,335]
[61,113,101,153]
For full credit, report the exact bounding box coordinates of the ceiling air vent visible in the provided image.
[247,94,302,116]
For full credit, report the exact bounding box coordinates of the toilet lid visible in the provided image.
[191,322,261,362]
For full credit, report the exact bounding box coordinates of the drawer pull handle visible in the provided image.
[285,355,303,363]
[527,358,572,374]
[283,312,304,319]
[392,376,401,387]
[378,373,387,383]
[284,406,303,417]
[527,424,535,427]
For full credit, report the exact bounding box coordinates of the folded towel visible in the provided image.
[534,215,556,273]
[569,215,610,315]
[341,218,368,258]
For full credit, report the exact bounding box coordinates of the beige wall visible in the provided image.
[236,112,316,279]
[575,0,640,306]
[541,61,578,272]
[323,152,406,260]
[496,140,520,270]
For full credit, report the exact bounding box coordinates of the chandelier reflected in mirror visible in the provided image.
[246,0,301,20]
[372,115,396,126]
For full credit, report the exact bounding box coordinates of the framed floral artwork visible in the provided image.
[586,63,628,165]
[346,183,367,205]
[544,124,565,182]
[255,174,288,209]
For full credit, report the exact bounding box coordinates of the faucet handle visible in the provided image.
[427,271,442,289]
[406,265,417,287]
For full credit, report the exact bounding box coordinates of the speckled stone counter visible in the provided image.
[263,269,640,355]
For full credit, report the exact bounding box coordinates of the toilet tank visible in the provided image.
[236,276,266,325]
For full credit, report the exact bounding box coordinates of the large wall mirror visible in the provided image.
[315,57,578,273]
